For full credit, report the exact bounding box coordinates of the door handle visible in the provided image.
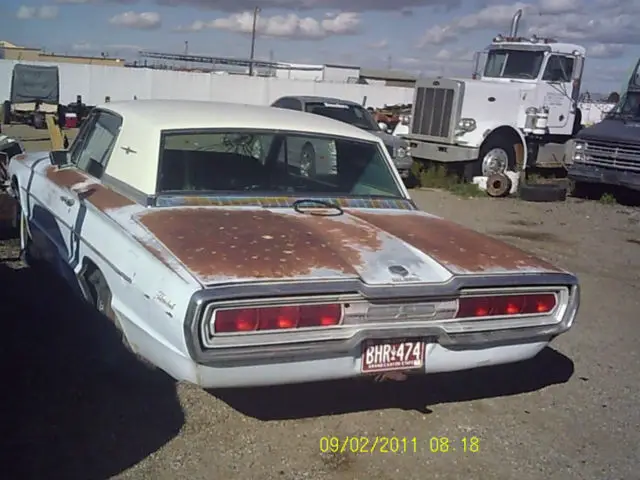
[60,195,75,207]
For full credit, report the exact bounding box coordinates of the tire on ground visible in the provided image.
[518,182,567,202]
[485,173,512,197]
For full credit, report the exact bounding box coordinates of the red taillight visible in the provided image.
[213,304,342,333]
[456,293,556,318]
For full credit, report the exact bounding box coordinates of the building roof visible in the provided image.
[360,69,418,82]
[98,100,379,142]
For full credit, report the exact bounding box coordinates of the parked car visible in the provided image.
[271,96,415,180]
[8,99,580,388]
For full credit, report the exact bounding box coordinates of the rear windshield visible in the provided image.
[304,102,379,131]
[157,130,403,198]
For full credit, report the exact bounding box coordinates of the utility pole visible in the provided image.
[249,6,260,76]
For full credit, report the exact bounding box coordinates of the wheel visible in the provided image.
[403,171,420,189]
[2,100,11,125]
[33,112,45,129]
[299,142,316,177]
[485,173,512,197]
[86,269,155,369]
[518,182,567,202]
[465,136,517,180]
[567,179,601,199]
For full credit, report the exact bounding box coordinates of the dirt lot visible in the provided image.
[1,125,639,480]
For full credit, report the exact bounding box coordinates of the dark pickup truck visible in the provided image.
[567,59,640,193]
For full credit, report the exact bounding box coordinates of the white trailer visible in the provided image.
[404,9,586,180]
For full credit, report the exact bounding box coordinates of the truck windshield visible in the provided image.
[304,102,380,131]
[483,49,545,79]
[609,91,640,119]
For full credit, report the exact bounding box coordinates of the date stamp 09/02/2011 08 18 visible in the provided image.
[319,436,480,454]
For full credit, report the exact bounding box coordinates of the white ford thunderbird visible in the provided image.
[8,100,580,388]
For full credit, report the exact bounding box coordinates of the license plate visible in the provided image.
[361,339,425,373]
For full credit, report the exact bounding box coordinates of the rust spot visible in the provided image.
[350,211,563,274]
[45,166,87,188]
[81,184,136,212]
[45,166,136,212]
[137,209,383,281]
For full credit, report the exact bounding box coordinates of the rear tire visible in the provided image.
[86,268,156,370]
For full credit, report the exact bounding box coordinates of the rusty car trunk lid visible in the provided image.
[130,206,563,286]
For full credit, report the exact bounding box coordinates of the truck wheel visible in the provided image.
[465,136,516,180]
[518,182,567,202]
[2,101,11,125]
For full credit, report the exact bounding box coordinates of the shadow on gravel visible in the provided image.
[216,347,574,421]
[0,263,184,480]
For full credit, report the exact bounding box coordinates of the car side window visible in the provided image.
[274,98,302,110]
[71,111,122,179]
[542,55,574,82]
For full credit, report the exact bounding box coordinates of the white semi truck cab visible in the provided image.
[404,9,586,179]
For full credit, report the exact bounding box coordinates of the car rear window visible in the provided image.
[157,129,403,198]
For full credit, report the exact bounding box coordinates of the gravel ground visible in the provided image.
[1,125,639,480]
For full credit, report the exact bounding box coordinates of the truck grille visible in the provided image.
[411,87,455,138]
[581,140,640,173]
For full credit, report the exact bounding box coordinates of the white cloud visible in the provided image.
[109,11,161,29]
[137,0,459,12]
[587,43,625,59]
[537,0,582,14]
[72,41,94,51]
[16,5,58,19]
[417,0,640,47]
[367,39,388,49]
[176,11,361,40]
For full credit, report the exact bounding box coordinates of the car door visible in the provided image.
[44,109,122,275]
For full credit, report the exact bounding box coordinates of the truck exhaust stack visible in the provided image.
[510,9,523,37]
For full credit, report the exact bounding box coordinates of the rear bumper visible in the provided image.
[405,139,479,163]
[568,164,640,191]
[126,274,579,389]
[193,339,550,388]
[126,311,576,388]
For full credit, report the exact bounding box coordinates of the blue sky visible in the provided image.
[2,0,638,92]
